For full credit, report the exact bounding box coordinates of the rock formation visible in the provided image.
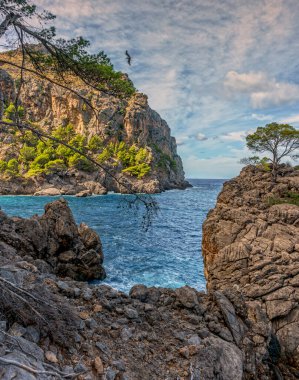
[203,164,299,378]
[0,165,298,379]
[0,54,189,195]
[0,199,105,281]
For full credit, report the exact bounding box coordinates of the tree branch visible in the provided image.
[0,13,20,39]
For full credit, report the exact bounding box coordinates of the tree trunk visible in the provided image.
[272,158,278,183]
[0,13,20,39]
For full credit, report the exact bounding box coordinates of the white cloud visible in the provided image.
[224,71,268,93]
[251,113,273,121]
[176,135,190,146]
[279,114,299,124]
[224,71,299,109]
[195,133,208,141]
[220,131,248,142]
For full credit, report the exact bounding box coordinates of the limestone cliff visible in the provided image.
[203,165,299,377]
[0,54,189,195]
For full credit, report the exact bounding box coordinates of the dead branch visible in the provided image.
[0,357,82,379]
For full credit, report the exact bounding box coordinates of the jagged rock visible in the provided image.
[203,165,299,375]
[0,198,105,281]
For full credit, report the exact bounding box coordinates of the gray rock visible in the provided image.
[124,306,139,319]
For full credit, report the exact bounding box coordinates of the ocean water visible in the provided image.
[0,179,225,292]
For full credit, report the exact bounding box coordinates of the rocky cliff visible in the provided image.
[1,166,299,379]
[203,165,299,378]
[0,53,189,195]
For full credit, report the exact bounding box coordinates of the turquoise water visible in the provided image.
[0,179,225,292]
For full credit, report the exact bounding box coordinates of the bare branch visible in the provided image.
[0,357,82,379]
[0,13,20,39]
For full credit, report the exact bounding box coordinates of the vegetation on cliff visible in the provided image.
[0,106,152,179]
[241,123,299,181]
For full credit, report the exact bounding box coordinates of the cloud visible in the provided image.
[220,131,248,142]
[251,113,273,121]
[195,133,208,141]
[224,71,268,93]
[176,135,190,146]
[279,114,299,124]
[224,71,299,109]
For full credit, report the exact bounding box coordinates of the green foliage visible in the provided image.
[69,135,87,151]
[6,158,19,176]
[240,156,271,171]
[0,117,153,179]
[243,123,299,181]
[30,153,50,169]
[21,131,39,147]
[87,135,103,153]
[97,142,152,178]
[0,160,7,173]
[246,123,299,153]
[52,124,76,142]
[122,163,151,178]
[68,153,94,172]
[4,102,25,121]
[44,159,67,174]
[268,192,299,207]
[19,145,36,163]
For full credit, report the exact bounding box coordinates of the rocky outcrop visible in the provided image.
[203,165,299,377]
[0,198,105,280]
[0,57,189,194]
[0,198,288,379]
[1,164,299,378]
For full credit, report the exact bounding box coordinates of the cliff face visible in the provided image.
[0,57,189,194]
[203,165,299,376]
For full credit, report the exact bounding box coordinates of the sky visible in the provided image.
[36,0,299,178]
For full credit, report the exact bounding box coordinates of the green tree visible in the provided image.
[6,158,19,176]
[244,123,299,181]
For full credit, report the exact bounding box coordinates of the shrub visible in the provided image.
[87,135,103,153]
[30,153,50,169]
[68,153,94,171]
[0,160,7,173]
[19,145,36,162]
[122,163,151,178]
[268,192,299,207]
[52,124,76,142]
[6,158,19,176]
[45,159,67,174]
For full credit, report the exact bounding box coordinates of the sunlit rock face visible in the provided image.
[203,164,299,373]
[0,55,189,195]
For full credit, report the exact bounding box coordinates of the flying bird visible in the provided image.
[125,50,132,66]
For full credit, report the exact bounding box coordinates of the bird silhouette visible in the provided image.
[125,50,132,66]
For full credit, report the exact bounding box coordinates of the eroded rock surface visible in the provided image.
[0,198,105,281]
[203,165,299,376]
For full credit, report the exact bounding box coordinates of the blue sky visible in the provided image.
[37,0,299,178]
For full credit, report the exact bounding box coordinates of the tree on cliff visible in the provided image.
[242,123,299,182]
[0,0,157,227]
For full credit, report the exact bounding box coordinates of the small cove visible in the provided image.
[0,179,225,292]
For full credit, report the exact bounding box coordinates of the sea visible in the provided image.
[0,179,226,293]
